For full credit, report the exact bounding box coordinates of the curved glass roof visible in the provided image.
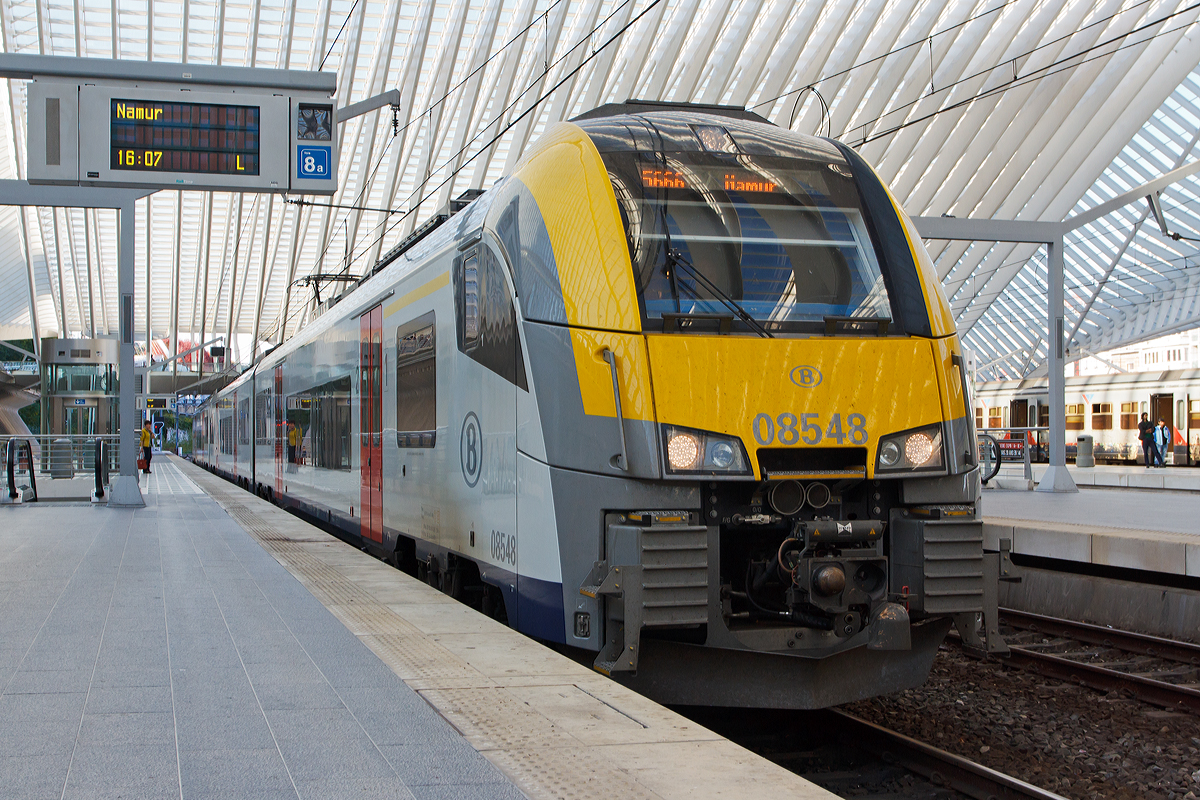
[0,0,1198,371]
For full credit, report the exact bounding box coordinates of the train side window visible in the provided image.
[454,244,528,390]
[220,399,234,455]
[1091,403,1112,430]
[1065,403,1085,431]
[255,389,271,445]
[987,406,1002,428]
[1120,402,1138,430]
[396,311,436,448]
[462,254,480,347]
[975,407,983,430]
[238,397,250,446]
[287,375,352,471]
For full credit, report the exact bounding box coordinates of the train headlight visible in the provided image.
[875,424,945,474]
[662,425,752,477]
[667,432,701,470]
[905,433,935,466]
[709,441,736,469]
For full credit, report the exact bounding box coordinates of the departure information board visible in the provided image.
[29,79,336,194]
[110,99,260,175]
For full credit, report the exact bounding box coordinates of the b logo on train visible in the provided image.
[194,103,985,708]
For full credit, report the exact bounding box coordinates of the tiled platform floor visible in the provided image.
[0,457,525,800]
[981,484,1200,537]
[982,486,1200,577]
[993,461,1200,492]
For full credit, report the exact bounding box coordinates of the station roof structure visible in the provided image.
[0,0,1199,376]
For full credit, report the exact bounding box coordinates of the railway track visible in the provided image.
[976,608,1200,715]
[679,705,1068,799]
[822,710,1068,800]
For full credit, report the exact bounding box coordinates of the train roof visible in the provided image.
[976,368,1200,395]
[571,100,772,125]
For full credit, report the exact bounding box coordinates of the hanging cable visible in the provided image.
[319,0,363,70]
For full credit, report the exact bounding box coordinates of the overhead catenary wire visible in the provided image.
[319,0,363,71]
[753,0,1159,129]
[301,0,666,292]
[319,0,1197,314]
[279,2,1200,352]
[843,4,1200,145]
[288,0,613,322]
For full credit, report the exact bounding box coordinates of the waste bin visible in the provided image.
[49,438,74,479]
[1076,434,1095,468]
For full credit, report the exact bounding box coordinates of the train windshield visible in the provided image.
[600,148,892,334]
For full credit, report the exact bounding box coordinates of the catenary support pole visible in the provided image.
[1037,236,1078,493]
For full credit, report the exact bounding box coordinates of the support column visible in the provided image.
[1037,236,1078,493]
[109,200,145,507]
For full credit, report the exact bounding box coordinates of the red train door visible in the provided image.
[274,365,284,498]
[360,306,384,543]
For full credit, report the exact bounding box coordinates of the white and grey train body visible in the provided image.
[195,104,988,708]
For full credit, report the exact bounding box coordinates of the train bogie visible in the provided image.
[195,104,988,709]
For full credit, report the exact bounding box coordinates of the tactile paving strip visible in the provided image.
[421,686,659,800]
[484,746,659,800]
[362,634,489,685]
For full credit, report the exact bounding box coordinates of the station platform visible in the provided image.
[0,456,835,800]
[992,461,1200,491]
[982,486,1200,578]
[982,484,1200,641]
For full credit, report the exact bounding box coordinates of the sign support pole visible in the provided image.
[108,199,143,506]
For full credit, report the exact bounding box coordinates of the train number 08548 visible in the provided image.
[752,412,868,446]
[491,530,516,567]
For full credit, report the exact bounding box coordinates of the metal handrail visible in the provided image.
[6,439,17,500]
[0,434,121,474]
[22,441,36,501]
[94,438,107,499]
[601,348,629,471]
[976,432,1002,484]
[7,439,36,501]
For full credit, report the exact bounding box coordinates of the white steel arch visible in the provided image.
[0,0,1196,377]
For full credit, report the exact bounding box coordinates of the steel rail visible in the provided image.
[948,609,1200,714]
[824,710,1069,800]
[999,608,1200,665]
[998,644,1200,715]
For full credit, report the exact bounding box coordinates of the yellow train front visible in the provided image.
[494,104,981,708]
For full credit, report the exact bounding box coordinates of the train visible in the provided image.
[193,101,986,709]
[974,371,1200,464]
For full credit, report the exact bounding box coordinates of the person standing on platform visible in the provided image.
[1155,418,1171,468]
[287,421,299,464]
[1139,413,1155,467]
[140,420,153,474]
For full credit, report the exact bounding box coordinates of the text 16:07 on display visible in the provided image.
[115,149,163,167]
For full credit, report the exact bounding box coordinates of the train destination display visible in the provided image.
[639,166,779,193]
[110,99,260,175]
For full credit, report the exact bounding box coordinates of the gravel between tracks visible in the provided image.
[843,645,1200,800]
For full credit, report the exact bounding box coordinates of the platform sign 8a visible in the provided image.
[290,98,337,192]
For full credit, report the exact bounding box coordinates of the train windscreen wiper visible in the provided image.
[664,248,773,339]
